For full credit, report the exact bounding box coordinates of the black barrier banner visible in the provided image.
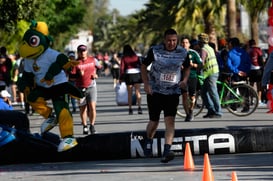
[1,126,273,164]
[129,127,273,158]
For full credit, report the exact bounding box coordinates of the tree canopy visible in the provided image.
[0,0,271,54]
[0,0,88,53]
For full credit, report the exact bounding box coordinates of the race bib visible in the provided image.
[160,73,177,83]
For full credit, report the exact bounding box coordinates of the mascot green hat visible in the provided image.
[19,20,53,59]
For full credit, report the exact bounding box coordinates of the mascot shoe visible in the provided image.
[57,137,78,152]
[40,116,58,134]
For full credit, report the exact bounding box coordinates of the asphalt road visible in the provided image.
[1,76,273,181]
[25,76,273,135]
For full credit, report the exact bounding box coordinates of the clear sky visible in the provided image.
[109,0,149,16]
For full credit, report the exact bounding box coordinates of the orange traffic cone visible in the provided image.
[202,153,214,181]
[231,171,238,181]
[183,142,195,171]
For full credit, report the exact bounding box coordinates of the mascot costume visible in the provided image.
[18,20,83,152]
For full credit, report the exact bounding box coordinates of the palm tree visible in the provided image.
[240,0,271,44]
[135,0,180,44]
[105,0,228,52]
[176,0,226,45]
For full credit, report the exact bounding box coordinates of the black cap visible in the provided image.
[67,51,75,57]
[77,45,87,52]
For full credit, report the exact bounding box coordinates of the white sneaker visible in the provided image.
[57,137,78,152]
[258,102,267,107]
[40,116,58,134]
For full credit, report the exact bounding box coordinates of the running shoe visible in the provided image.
[90,125,97,135]
[40,115,58,134]
[161,151,175,163]
[138,107,142,114]
[83,125,88,134]
[144,140,153,157]
[57,137,78,152]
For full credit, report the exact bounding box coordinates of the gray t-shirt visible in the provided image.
[142,44,189,95]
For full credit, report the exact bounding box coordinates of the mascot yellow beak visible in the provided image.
[19,20,51,59]
[19,41,45,59]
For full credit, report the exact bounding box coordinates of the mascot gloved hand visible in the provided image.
[18,20,83,152]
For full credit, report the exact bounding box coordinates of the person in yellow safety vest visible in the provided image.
[198,33,222,118]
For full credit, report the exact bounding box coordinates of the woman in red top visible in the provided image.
[74,45,102,134]
[120,45,142,115]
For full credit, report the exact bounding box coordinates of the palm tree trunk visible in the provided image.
[227,0,237,38]
[251,15,259,44]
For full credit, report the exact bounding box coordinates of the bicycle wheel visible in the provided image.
[176,90,204,118]
[225,83,258,116]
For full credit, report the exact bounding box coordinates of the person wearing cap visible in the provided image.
[0,84,30,134]
[0,90,13,110]
[67,51,77,113]
[198,33,222,118]
[180,36,203,122]
[74,44,102,135]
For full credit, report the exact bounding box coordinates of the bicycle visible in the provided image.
[177,73,259,117]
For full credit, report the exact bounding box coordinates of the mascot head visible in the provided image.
[19,20,53,59]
